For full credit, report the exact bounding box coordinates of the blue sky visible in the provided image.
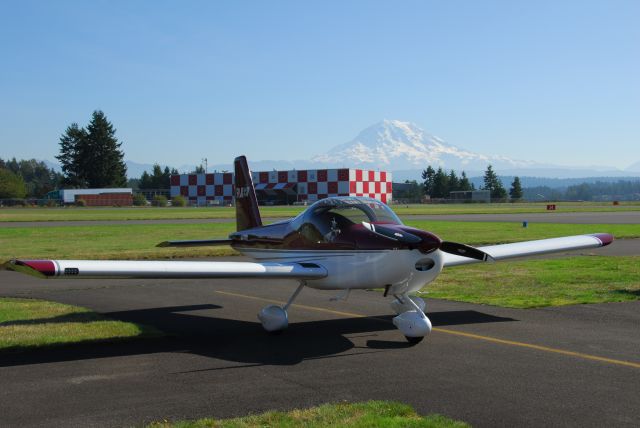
[1,0,638,169]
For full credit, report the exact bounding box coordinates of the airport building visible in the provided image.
[170,168,392,205]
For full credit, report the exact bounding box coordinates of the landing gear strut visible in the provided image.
[257,282,305,333]
[391,293,432,343]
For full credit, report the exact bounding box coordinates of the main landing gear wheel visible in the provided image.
[258,305,288,332]
[257,282,305,334]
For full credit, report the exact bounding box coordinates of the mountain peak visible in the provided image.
[312,119,528,171]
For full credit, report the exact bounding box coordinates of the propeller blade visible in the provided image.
[440,241,494,262]
[361,222,422,244]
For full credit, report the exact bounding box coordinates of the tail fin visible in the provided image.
[234,156,262,231]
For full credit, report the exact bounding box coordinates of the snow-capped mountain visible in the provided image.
[311,119,538,172]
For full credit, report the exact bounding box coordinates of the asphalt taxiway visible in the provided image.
[1,266,639,427]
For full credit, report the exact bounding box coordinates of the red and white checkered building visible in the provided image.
[170,172,235,204]
[170,168,392,205]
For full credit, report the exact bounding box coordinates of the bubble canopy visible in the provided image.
[302,197,403,227]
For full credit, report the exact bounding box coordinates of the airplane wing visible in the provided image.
[441,233,614,267]
[3,259,327,280]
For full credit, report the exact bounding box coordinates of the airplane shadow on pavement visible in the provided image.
[0,304,515,368]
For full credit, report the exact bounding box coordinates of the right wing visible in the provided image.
[4,259,327,280]
[441,233,613,267]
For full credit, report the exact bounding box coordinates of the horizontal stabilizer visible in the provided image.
[157,239,233,247]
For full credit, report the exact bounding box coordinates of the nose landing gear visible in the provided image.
[391,293,432,343]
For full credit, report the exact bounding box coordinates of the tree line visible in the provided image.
[523,181,640,201]
[416,164,522,201]
[0,158,62,198]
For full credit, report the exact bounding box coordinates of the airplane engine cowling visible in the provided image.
[392,310,432,338]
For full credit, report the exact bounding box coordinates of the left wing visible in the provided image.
[442,233,613,267]
[3,259,327,280]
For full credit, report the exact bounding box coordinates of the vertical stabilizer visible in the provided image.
[234,156,262,231]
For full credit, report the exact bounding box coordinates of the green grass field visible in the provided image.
[148,401,468,428]
[0,297,161,352]
[1,221,638,260]
[426,256,640,308]
[1,201,639,222]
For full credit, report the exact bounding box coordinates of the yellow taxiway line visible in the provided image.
[215,290,640,370]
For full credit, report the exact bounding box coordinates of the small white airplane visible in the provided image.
[5,156,614,343]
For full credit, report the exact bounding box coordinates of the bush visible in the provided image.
[152,195,168,207]
[0,168,27,199]
[133,193,148,206]
[75,199,87,207]
[171,195,186,207]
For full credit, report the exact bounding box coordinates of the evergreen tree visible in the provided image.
[421,166,435,196]
[432,167,449,198]
[56,123,88,187]
[139,171,153,189]
[447,170,460,192]
[509,176,523,201]
[82,111,127,187]
[482,165,507,201]
[459,171,473,191]
[139,164,172,189]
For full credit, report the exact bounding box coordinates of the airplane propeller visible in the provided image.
[362,222,493,262]
[439,241,494,262]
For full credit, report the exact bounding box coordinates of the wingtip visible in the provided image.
[2,259,52,279]
[156,241,171,248]
[591,233,614,247]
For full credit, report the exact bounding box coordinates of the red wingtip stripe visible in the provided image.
[16,260,57,276]
[590,233,614,247]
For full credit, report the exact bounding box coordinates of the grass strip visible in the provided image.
[403,220,640,245]
[426,256,640,308]
[0,297,161,352]
[148,400,469,428]
[2,221,637,260]
[1,201,639,222]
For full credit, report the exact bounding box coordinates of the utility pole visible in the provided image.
[202,158,208,173]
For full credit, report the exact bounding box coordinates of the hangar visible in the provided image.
[170,168,392,205]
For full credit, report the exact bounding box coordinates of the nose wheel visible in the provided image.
[391,293,432,343]
[258,282,305,333]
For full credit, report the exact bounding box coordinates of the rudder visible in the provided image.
[234,156,262,231]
